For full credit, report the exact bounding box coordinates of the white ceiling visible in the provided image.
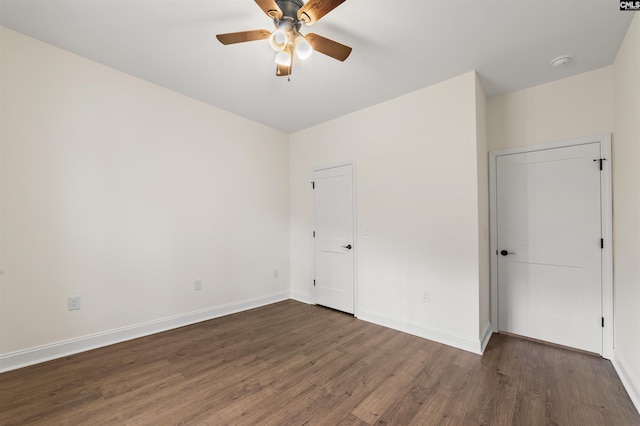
[0,0,633,133]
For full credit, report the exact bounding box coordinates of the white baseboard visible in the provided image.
[290,291,313,305]
[612,350,640,415]
[357,309,485,355]
[0,292,289,373]
[480,321,493,353]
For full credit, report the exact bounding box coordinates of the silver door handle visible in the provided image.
[500,250,515,256]
[342,244,352,250]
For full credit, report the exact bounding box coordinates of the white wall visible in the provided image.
[290,72,487,353]
[475,75,490,340]
[487,66,613,151]
[0,28,290,360]
[612,13,640,411]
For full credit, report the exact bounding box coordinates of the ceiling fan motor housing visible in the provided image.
[275,0,305,25]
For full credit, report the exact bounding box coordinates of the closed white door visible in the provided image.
[496,143,602,353]
[313,164,355,314]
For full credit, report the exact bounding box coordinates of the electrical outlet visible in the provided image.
[422,291,430,303]
[68,295,81,311]
[273,269,279,278]
[194,279,202,291]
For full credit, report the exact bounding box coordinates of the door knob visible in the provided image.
[500,250,515,256]
[342,244,352,250]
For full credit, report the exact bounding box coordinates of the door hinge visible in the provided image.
[601,238,604,249]
[602,317,605,327]
[313,231,315,238]
[593,158,607,170]
[311,181,315,189]
[313,279,316,287]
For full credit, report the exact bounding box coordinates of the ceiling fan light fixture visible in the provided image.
[269,28,288,51]
[294,35,313,60]
[216,0,353,77]
[275,50,292,66]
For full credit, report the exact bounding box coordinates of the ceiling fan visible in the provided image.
[216,0,352,77]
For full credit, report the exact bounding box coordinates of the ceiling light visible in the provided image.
[216,0,352,77]
[269,29,288,52]
[275,50,291,66]
[294,35,313,60]
[550,55,572,67]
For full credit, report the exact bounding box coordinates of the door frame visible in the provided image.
[489,134,613,358]
[311,161,358,317]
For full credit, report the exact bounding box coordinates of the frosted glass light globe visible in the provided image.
[275,50,291,66]
[295,36,313,60]
[269,29,288,52]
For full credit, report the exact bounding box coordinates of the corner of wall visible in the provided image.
[612,12,640,416]
[475,73,491,338]
[613,349,640,416]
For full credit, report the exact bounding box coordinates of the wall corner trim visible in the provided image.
[357,309,485,355]
[0,292,289,373]
[480,321,493,354]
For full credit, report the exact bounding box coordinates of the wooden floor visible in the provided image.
[1,300,638,425]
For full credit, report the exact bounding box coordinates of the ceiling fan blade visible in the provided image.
[216,30,271,45]
[305,33,352,61]
[298,0,346,25]
[276,63,292,77]
[254,0,283,19]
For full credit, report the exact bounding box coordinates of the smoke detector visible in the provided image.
[550,55,572,67]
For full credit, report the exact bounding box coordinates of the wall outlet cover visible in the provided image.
[68,295,81,311]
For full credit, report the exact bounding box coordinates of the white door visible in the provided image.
[496,143,602,353]
[313,164,355,314]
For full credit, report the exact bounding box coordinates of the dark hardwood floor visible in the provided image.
[1,300,638,425]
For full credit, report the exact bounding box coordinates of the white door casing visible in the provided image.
[489,135,613,358]
[313,163,356,314]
